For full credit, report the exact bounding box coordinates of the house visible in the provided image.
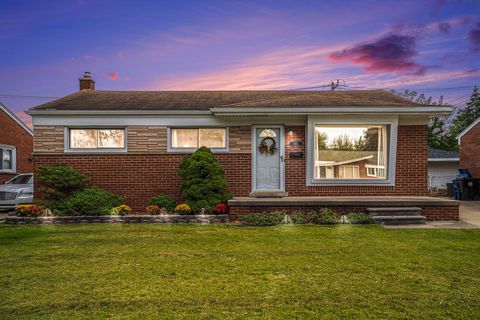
[428,147,459,190]
[27,72,460,220]
[0,103,33,184]
[457,117,480,178]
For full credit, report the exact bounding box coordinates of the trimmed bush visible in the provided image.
[347,213,373,224]
[37,165,89,211]
[291,209,338,225]
[240,211,286,226]
[178,147,232,213]
[148,195,176,212]
[61,187,123,216]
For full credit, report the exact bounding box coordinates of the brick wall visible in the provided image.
[229,205,459,221]
[33,124,429,211]
[0,109,33,183]
[34,153,251,212]
[459,122,480,177]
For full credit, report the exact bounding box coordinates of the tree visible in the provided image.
[178,147,232,213]
[392,89,457,150]
[315,131,328,149]
[330,134,354,150]
[449,86,480,139]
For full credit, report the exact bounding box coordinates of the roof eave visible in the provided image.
[26,109,213,116]
[211,105,454,116]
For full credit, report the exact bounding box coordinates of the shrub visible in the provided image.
[37,165,89,201]
[145,205,167,215]
[112,205,132,216]
[347,213,373,224]
[212,203,229,215]
[178,147,232,213]
[148,195,176,212]
[291,209,338,225]
[240,211,286,226]
[15,204,48,217]
[175,203,192,215]
[61,187,123,216]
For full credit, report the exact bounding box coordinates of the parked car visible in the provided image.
[0,173,33,211]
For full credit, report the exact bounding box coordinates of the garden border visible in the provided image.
[5,214,229,225]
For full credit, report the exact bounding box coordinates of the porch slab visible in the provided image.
[228,196,459,207]
[228,196,460,221]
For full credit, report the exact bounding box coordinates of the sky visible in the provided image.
[1,0,479,127]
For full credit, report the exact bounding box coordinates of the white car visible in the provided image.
[0,173,34,211]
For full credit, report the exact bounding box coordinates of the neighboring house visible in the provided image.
[0,103,33,184]
[27,72,459,220]
[457,117,480,178]
[427,147,459,189]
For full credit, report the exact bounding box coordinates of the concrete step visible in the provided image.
[366,207,422,216]
[372,215,426,225]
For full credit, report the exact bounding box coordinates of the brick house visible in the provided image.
[27,73,459,220]
[0,102,33,183]
[457,117,480,177]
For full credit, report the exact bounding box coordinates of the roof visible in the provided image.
[456,116,480,145]
[29,89,424,111]
[0,102,33,135]
[428,147,459,161]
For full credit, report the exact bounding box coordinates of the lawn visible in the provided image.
[0,224,479,319]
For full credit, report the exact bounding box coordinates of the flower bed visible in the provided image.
[5,214,229,225]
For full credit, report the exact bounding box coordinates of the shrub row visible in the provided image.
[240,210,373,226]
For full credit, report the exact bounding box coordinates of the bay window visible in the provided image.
[312,124,390,181]
[171,128,227,150]
[69,129,125,150]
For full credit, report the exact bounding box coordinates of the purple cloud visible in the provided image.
[329,34,426,75]
[438,22,452,33]
[468,22,480,52]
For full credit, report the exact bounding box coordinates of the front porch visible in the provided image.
[228,196,460,221]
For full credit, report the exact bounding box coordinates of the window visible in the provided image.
[171,128,227,150]
[313,125,388,180]
[0,146,16,172]
[69,129,125,149]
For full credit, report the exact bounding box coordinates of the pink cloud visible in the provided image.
[14,112,32,128]
[329,34,427,75]
[107,72,119,80]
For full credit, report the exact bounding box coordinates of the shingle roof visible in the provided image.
[428,147,459,159]
[29,90,422,111]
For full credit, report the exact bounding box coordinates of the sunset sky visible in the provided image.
[1,0,479,126]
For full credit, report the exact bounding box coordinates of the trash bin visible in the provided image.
[446,183,454,197]
[460,178,480,201]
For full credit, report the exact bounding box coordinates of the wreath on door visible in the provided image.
[258,137,278,155]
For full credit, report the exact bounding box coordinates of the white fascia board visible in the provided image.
[211,105,454,115]
[456,117,480,145]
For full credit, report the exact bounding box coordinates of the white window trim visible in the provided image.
[167,127,229,153]
[0,144,17,173]
[64,127,128,153]
[306,115,398,186]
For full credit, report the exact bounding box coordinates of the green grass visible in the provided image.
[0,224,479,319]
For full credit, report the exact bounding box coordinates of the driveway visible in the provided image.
[460,201,480,226]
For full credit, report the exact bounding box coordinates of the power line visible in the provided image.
[0,94,60,100]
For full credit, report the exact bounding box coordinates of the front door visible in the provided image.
[253,126,284,192]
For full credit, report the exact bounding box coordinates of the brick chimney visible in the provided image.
[79,71,95,90]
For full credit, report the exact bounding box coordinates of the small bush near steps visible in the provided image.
[347,213,373,224]
[290,209,338,225]
[240,211,286,226]
[112,205,132,216]
[145,205,168,215]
